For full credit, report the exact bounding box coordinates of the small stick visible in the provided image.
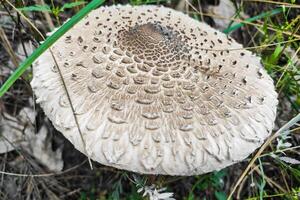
[254,166,287,193]
[0,26,20,68]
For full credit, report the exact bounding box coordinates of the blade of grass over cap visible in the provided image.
[0,0,105,98]
[223,7,284,34]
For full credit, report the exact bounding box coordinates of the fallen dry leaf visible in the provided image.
[0,107,64,171]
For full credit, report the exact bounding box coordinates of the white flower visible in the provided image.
[138,184,175,200]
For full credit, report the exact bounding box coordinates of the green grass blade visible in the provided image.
[223,7,284,34]
[17,5,51,12]
[0,0,105,98]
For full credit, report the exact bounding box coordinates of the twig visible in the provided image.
[0,160,87,177]
[254,166,287,193]
[236,166,250,199]
[59,188,81,199]
[0,26,20,68]
[243,0,300,8]
[280,170,290,193]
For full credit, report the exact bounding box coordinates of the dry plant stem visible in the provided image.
[276,20,300,88]
[59,188,81,199]
[236,165,259,199]
[276,46,300,89]
[243,0,300,8]
[253,165,287,193]
[0,26,20,67]
[4,1,47,43]
[236,167,248,199]
[259,145,300,158]
[34,0,55,30]
[0,160,87,177]
[280,170,290,193]
[0,1,32,58]
[245,26,259,48]
[184,0,201,20]
[185,11,300,39]
[228,113,300,199]
[0,154,7,187]
[40,181,61,200]
[276,19,300,58]
[50,51,94,169]
[4,0,93,169]
[196,0,204,22]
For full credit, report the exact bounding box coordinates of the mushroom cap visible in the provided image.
[31,5,278,175]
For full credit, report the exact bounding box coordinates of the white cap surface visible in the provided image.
[31,5,278,175]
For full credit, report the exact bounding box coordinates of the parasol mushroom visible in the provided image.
[31,5,278,175]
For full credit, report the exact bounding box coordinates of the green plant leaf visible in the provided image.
[0,0,105,97]
[18,5,51,12]
[267,45,284,65]
[60,1,86,12]
[223,7,284,34]
[214,191,227,200]
[187,192,195,200]
[129,0,167,6]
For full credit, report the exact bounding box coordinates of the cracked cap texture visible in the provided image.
[31,5,278,175]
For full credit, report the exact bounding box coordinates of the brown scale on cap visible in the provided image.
[31,5,278,175]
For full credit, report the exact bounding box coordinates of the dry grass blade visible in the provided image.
[228,113,300,199]
[243,0,300,8]
[0,160,86,177]
[276,46,300,88]
[185,11,300,39]
[0,27,20,68]
[253,165,287,193]
[4,1,45,40]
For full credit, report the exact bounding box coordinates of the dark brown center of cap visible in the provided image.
[130,23,173,43]
[117,23,189,68]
